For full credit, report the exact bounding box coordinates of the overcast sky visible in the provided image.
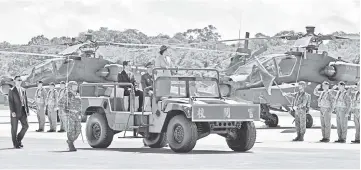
[1,0,360,44]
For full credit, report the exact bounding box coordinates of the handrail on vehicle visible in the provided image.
[80,82,135,114]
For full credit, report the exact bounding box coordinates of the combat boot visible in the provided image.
[351,140,360,144]
[67,140,77,152]
[292,136,300,141]
[298,135,304,141]
[292,133,300,141]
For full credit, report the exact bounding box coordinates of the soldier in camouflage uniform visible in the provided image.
[313,81,334,142]
[57,81,66,132]
[334,81,352,143]
[34,81,47,132]
[351,82,360,144]
[59,81,82,151]
[45,82,59,132]
[283,81,311,141]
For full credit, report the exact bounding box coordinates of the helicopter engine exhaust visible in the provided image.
[0,76,15,95]
[321,65,336,78]
[96,64,122,82]
[321,62,360,82]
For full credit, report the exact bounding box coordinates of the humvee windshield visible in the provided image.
[154,77,220,98]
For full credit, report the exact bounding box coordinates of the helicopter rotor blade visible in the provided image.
[217,37,273,43]
[0,51,64,58]
[108,42,249,55]
[318,34,360,41]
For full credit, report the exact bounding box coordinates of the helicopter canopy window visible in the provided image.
[53,60,63,71]
[262,59,277,76]
[275,55,297,77]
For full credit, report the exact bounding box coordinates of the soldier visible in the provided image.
[282,81,311,141]
[141,62,154,95]
[59,81,82,151]
[334,81,352,143]
[57,81,67,132]
[313,81,334,142]
[34,81,47,132]
[351,82,360,144]
[45,82,58,132]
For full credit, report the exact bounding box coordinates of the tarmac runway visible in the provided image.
[0,109,359,169]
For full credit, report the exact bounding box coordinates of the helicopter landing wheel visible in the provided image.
[265,113,279,127]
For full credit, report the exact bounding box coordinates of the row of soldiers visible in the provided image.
[283,81,360,143]
[34,81,82,151]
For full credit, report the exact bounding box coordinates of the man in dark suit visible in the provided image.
[8,76,29,148]
[118,61,144,112]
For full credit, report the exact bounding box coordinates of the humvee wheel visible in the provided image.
[226,121,256,152]
[143,133,167,148]
[86,113,114,148]
[265,113,278,127]
[166,115,198,153]
[306,114,313,128]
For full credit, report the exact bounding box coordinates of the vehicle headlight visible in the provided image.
[220,84,231,97]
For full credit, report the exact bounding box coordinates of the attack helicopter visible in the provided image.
[219,26,360,128]
[0,32,248,110]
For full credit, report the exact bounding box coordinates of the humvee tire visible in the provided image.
[226,121,256,152]
[306,114,313,128]
[166,115,198,153]
[265,113,278,127]
[143,133,167,148]
[86,113,114,148]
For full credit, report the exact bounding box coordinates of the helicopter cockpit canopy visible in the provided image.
[233,53,298,80]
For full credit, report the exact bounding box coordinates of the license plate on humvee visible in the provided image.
[191,104,260,122]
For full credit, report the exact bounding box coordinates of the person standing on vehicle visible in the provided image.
[282,81,311,141]
[334,81,352,143]
[313,81,334,142]
[8,75,29,148]
[351,82,360,144]
[154,45,173,96]
[141,62,154,95]
[59,81,82,151]
[57,81,66,132]
[45,82,58,132]
[118,61,144,112]
[34,81,47,132]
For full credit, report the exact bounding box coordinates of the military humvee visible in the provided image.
[80,68,260,153]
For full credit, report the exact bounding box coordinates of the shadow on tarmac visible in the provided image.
[76,147,253,155]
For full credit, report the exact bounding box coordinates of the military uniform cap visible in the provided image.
[49,82,55,86]
[145,62,153,68]
[299,81,307,87]
[68,81,78,86]
[60,81,66,84]
[159,45,168,52]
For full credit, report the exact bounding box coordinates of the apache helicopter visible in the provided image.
[218,26,360,128]
[0,32,246,103]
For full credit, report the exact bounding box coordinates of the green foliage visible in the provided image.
[0,25,359,78]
